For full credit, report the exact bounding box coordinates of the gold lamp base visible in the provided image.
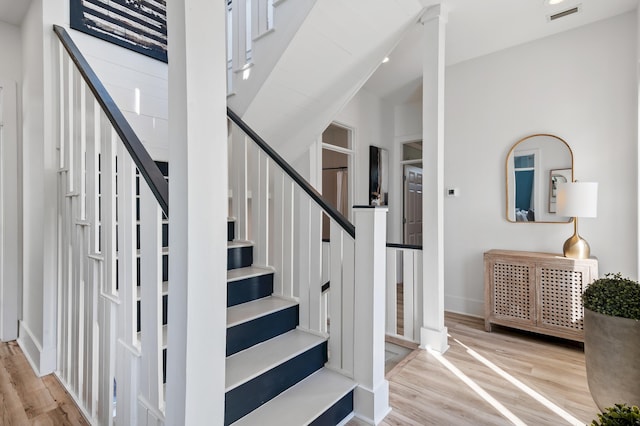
[563,234,590,259]
[563,218,591,259]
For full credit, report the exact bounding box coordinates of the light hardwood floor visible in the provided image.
[0,341,89,425]
[351,312,599,426]
[1,313,599,425]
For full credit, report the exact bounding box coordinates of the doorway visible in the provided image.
[321,124,352,240]
[402,141,422,245]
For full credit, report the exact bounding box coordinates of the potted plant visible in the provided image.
[591,404,640,426]
[582,273,640,411]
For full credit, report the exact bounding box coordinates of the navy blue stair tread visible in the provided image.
[227,296,297,328]
[229,369,356,426]
[226,329,326,391]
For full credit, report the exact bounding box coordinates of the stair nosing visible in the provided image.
[229,369,356,426]
[227,266,274,283]
[227,296,297,328]
[227,240,253,248]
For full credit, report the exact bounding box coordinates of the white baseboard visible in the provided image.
[18,320,56,376]
[445,295,484,318]
[18,321,42,375]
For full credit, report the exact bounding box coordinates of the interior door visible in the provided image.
[403,164,422,245]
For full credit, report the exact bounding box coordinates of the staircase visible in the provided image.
[54,24,389,426]
[225,219,356,425]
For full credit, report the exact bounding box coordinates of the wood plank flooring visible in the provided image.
[0,341,89,425]
[1,313,600,425]
[351,312,600,426]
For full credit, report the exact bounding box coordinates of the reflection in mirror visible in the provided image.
[506,134,573,223]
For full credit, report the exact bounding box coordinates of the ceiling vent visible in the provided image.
[548,5,581,21]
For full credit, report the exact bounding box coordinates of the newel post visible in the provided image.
[353,206,390,425]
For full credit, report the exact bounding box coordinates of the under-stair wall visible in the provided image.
[226,0,318,114]
[239,0,426,163]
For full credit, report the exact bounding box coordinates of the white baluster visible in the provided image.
[281,177,294,298]
[308,203,322,332]
[139,181,165,419]
[328,223,343,371]
[115,149,139,425]
[412,249,423,343]
[230,125,248,240]
[296,194,310,329]
[271,171,284,296]
[97,113,117,425]
[385,248,397,336]
[402,250,415,342]
[84,92,100,418]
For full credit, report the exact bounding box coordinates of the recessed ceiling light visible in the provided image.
[546,0,565,5]
[382,57,390,64]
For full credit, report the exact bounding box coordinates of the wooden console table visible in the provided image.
[484,249,598,342]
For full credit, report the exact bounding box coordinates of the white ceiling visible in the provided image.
[363,0,638,101]
[0,0,31,26]
[1,0,636,104]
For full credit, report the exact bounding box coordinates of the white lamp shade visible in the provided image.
[556,182,598,218]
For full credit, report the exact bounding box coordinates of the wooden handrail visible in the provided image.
[227,107,355,238]
[53,25,169,216]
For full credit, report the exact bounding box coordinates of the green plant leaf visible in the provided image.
[583,273,640,320]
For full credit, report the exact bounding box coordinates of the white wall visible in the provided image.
[0,21,23,342]
[52,0,169,160]
[71,32,169,160]
[387,12,637,317]
[442,12,637,316]
[0,22,23,81]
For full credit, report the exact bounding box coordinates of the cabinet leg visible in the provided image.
[485,320,492,332]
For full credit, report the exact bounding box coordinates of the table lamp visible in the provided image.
[556,181,598,259]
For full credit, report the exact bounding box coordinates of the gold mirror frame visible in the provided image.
[505,134,574,223]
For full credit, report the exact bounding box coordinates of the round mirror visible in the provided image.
[506,134,573,223]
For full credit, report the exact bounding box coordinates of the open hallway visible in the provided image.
[2,312,599,425]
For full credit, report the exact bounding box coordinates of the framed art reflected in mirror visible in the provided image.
[549,168,572,213]
[369,146,388,206]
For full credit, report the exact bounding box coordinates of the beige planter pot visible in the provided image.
[584,308,640,411]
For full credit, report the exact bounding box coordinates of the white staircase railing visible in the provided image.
[386,244,423,344]
[229,108,357,373]
[54,26,167,425]
[228,108,390,422]
[324,241,424,345]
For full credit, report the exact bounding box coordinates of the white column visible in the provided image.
[420,4,449,353]
[165,0,228,424]
[353,206,390,425]
[0,81,19,342]
[18,0,65,375]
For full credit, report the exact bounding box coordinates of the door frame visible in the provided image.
[320,121,354,221]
